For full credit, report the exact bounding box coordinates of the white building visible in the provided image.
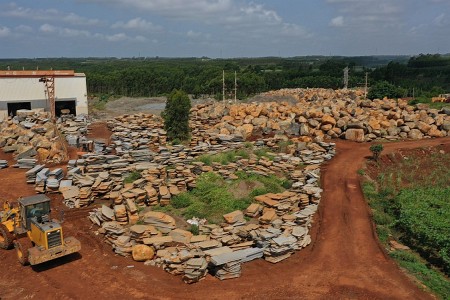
[0,70,88,120]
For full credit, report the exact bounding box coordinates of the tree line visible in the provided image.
[1,54,449,100]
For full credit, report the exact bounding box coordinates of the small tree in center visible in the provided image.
[369,144,384,161]
[162,89,191,142]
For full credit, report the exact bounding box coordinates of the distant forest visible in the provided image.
[1,54,449,100]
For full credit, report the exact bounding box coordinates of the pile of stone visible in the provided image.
[191,89,450,142]
[32,167,65,193]
[0,160,7,169]
[87,138,329,283]
[15,158,37,169]
[0,111,89,164]
[107,114,167,152]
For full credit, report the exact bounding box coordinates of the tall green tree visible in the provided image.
[162,90,191,142]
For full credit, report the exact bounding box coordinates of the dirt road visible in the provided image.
[1,136,448,299]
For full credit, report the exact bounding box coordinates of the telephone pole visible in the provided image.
[343,67,349,90]
[364,72,368,98]
[222,70,225,102]
[234,71,237,103]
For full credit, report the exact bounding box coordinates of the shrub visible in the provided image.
[370,144,384,161]
[368,81,404,100]
[171,193,193,209]
[162,90,191,141]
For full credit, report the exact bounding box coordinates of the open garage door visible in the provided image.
[7,102,31,116]
[55,100,76,116]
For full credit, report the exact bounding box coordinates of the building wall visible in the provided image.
[0,74,88,120]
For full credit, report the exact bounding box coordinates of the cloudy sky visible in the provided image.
[0,0,449,58]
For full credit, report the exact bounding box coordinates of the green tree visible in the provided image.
[162,90,191,141]
[369,144,384,161]
[368,81,403,100]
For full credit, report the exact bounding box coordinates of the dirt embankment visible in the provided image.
[0,130,448,299]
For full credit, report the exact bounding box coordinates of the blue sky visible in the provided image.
[0,0,449,58]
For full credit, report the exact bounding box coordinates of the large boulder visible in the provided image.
[408,129,423,139]
[132,244,155,261]
[345,129,365,142]
[321,114,336,126]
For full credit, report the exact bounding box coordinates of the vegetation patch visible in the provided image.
[195,147,276,166]
[154,171,288,224]
[123,171,142,184]
[362,145,450,298]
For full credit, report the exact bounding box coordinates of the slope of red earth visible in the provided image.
[1,127,448,299]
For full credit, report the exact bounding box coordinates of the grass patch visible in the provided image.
[167,172,252,223]
[390,250,450,299]
[253,147,275,160]
[362,147,450,298]
[196,147,276,166]
[123,171,142,184]
[196,149,250,166]
[159,171,288,224]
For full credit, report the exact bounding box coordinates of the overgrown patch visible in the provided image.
[156,171,288,224]
[362,145,450,299]
[195,147,275,166]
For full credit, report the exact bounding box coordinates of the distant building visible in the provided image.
[0,70,88,120]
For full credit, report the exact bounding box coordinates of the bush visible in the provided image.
[171,193,193,209]
[368,81,404,100]
[370,144,384,161]
[162,90,191,141]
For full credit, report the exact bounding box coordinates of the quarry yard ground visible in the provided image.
[1,118,449,299]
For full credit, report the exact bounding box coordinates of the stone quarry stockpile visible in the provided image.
[1,88,449,285]
[87,137,334,283]
[0,110,89,164]
[191,89,450,142]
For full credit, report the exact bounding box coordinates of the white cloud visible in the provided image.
[39,24,57,34]
[82,0,232,20]
[1,3,102,26]
[330,16,344,27]
[112,18,163,31]
[327,0,405,32]
[434,13,447,26]
[15,25,33,33]
[0,26,11,37]
[105,33,127,42]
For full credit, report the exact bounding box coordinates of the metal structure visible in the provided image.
[39,76,56,121]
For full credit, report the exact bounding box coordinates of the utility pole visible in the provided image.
[234,71,237,103]
[222,70,225,102]
[343,67,349,90]
[364,72,368,98]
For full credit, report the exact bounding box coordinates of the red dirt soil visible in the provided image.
[1,130,448,299]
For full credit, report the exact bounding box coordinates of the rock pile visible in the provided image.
[191,89,450,142]
[0,111,89,164]
[86,115,335,283]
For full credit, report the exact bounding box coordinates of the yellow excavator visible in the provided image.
[0,194,80,265]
